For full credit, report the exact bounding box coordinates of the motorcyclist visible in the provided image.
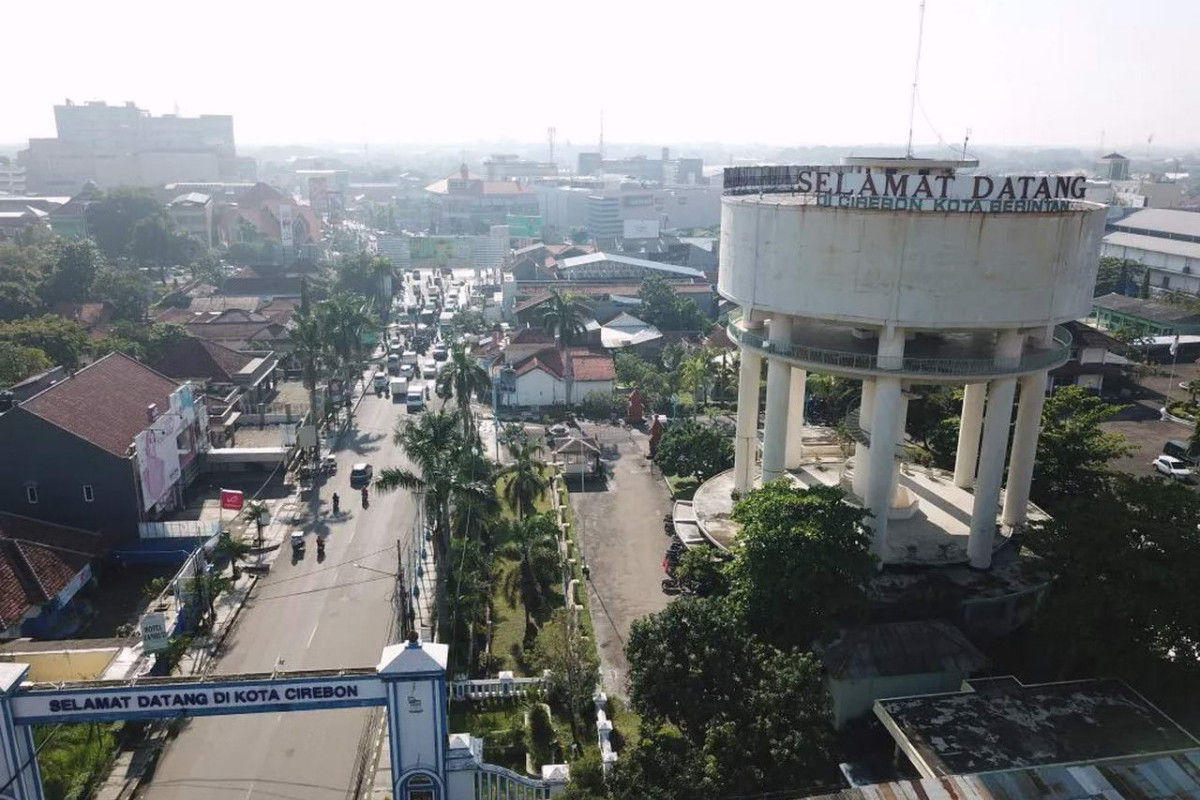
[361,486,369,507]
[332,493,340,513]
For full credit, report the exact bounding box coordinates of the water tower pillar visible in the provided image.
[864,328,906,560]
[761,315,794,483]
[1002,333,1052,526]
[852,380,877,499]
[785,368,807,468]
[968,330,1025,569]
[733,344,763,494]
[953,383,987,488]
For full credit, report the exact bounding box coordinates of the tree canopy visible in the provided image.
[0,315,90,371]
[654,420,733,481]
[636,275,709,332]
[1032,385,1131,509]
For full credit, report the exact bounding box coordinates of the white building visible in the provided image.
[715,157,1105,572]
[1103,208,1200,295]
[556,252,705,282]
[496,347,615,409]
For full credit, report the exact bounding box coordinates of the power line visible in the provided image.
[905,0,927,157]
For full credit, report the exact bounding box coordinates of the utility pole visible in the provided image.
[547,126,556,166]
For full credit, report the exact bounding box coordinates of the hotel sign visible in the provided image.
[723,166,1088,213]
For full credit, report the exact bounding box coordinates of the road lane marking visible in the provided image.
[306,622,320,649]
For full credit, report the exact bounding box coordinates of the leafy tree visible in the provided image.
[87,188,166,258]
[532,609,600,736]
[1094,256,1142,297]
[39,240,102,306]
[435,343,491,442]
[497,513,560,633]
[569,227,588,245]
[132,217,174,278]
[614,350,670,412]
[36,723,118,800]
[624,597,836,796]
[320,290,372,408]
[290,280,329,449]
[540,290,590,406]
[0,315,90,370]
[0,342,52,385]
[673,545,729,596]
[1032,386,1131,510]
[577,390,619,421]
[502,438,547,519]
[448,307,488,337]
[637,275,709,332]
[1026,473,1200,686]
[654,420,733,481]
[1139,267,1151,299]
[728,482,874,649]
[444,535,493,675]
[91,267,148,322]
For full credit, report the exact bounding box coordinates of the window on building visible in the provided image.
[83,485,95,503]
[25,485,38,504]
[1162,275,1171,288]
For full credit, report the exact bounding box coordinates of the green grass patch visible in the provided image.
[488,558,528,673]
[665,474,700,500]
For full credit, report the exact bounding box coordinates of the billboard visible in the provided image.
[623,219,660,240]
[506,215,542,239]
[136,425,182,512]
[279,204,294,247]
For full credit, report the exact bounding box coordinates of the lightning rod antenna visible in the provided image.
[905,0,927,158]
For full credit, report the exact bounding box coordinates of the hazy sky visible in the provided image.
[4,0,1197,150]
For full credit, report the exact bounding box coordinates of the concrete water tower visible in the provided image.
[708,157,1106,570]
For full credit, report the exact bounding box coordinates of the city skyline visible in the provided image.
[4,0,1198,150]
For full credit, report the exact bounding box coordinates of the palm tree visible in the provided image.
[322,290,373,404]
[540,290,590,407]
[436,343,492,444]
[290,302,328,453]
[375,411,494,636]
[498,513,560,635]
[502,439,547,519]
[679,350,714,410]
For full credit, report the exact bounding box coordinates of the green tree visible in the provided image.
[728,482,874,649]
[654,420,734,481]
[40,240,102,306]
[673,545,729,596]
[1032,385,1131,510]
[0,315,90,370]
[1026,473,1200,685]
[0,341,52,385]
[614,350,670,412]
[1139,267,1151,299]
[532,609,600,737]
[435,343,491,443]
[498,513,560,633]
[87,188,166,258]
[444,535,493,675]
[320,290,373,413]
[502,438,547,519]
[36,723,118,800]
[677,351,713,408]
[91,267,148,322]
[540,290,590,407]
[1094,256,1141,297]
[569,227,588,245]
[637,275,709,332]
[290,281,328,450]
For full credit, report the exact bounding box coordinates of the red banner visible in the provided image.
[220,489,244,511]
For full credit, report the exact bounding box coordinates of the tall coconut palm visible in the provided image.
[322,290,373,400]
[497,513,560,635]
[502,439,547,519]
[436,343,492,444]
[679,350,714,410]
[540,290,590,407]
[290,303,328,453]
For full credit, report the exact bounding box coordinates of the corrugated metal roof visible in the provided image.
[806,751,1200,800]
[1112,208,1200,238]
[1104,231,1200,260]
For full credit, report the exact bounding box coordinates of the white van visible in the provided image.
[406,383,425,412]
[390,378,408,402]
[421,360,438,380]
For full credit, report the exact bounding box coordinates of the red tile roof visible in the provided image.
[152,336,255,384]
[511,347,614,382]
[20,352,180,457]
[0,513,107,629]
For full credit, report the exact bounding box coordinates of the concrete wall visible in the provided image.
[0,647,119,681]
[828,671,967,729]
[719,198,1107,329]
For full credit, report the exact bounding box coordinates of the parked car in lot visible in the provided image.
[350,462,374,488]
[1153,454,1193,481]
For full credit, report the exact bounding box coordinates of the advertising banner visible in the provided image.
[220,489,244,511]
[279,204,294,247]
[136,426,182,512]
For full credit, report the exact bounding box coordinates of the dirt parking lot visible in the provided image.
[569,423,673,698]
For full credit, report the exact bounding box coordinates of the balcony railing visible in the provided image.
[727,312,1071,379]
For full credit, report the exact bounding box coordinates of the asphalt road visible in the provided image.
[141,388,422,800]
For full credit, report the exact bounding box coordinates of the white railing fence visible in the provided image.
[472,764,557,800]
[449,673,545,702]
[594,690,618,773]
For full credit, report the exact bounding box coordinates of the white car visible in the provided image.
[1153,455,1193,481]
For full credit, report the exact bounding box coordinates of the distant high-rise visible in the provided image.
[18,100,239,194]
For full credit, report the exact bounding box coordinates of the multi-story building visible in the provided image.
[19,100,239,194]
[482,155,557,181]
[424,167,539,234]
[540,177,723,239]
[576,148,705,184]
[167,192,215,248]
[0,159,26,194]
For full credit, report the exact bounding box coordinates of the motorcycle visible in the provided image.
[332,493,340,514]
[361,487,369,508]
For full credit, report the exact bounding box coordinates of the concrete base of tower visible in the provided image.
[692,457,1047,567]
[689,457,1053,640]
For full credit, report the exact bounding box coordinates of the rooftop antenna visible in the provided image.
[960,128,971,160]
[905,0,927,158]
[1145,133,1154,161]
[548,126,556,165]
